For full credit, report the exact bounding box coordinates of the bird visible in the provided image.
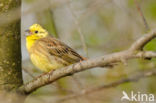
[25,24,86,72]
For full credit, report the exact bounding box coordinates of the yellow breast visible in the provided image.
[30,53,65,72]
[26,35,39,52]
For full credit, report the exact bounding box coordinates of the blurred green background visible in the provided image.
[21,0,156,103]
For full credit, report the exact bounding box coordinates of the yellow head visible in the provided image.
[26,24,49,51]
[26,24,48,38]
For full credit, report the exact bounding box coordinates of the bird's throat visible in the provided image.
[26,35,39,52]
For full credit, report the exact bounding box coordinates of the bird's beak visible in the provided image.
[25,29,30,33]
[25,29,32,36]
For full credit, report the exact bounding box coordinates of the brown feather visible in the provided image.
[36,36,86,64]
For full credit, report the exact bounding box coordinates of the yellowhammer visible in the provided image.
[26,24,86,72]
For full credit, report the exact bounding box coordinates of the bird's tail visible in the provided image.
[82,56,87,60]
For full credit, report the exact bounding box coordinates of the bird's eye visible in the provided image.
[35,31,38,33]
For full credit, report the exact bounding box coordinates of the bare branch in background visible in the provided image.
[70,0,113,37]
[68,1,88,57]
[68,2,89,98]
[23,68,35,78]
[18,29,156,94]
[134,0,150,31]
[57,69,156,102]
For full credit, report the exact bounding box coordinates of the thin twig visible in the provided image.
[71,75,84,89]
[68,0,88,57]
[22,68,35,78]
[68,3,90,102]
[134,0,150,31]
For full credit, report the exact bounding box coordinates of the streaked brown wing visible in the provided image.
[38,37,85,64]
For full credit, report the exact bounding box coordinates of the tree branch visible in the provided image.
[57,69,156,102]
[19,29,156,94]
[129,29,156,51]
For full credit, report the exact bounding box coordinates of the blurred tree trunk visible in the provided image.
[0,0,23,102]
